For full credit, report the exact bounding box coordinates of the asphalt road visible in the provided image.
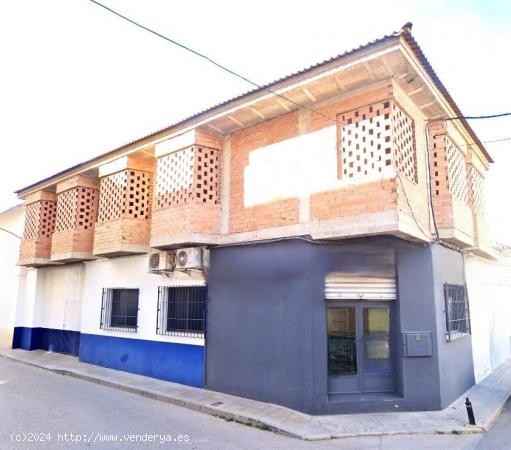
[0,357,509,450]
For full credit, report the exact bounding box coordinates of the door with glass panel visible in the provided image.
[327,303,394,394]
[327,306,358,393]
[360,305,394,392]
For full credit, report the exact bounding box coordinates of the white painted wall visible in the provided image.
[39,264,85,331]
[243,126,396,208]
[81,254,205,346]
[466,251,511,382]
[13,251,206,346]
[14,264,86,333]
[0,205,24,348]
[14,268,40,328]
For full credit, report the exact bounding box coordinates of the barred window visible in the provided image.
[444,283,471,341]
[157,286,207,338]
[101,288,139,332]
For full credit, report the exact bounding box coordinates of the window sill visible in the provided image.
[446,333,470,343]
[100,327,138,333]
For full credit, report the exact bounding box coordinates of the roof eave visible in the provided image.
[15,33,402,197]
[15,25,492,197]
[400,30,493,163]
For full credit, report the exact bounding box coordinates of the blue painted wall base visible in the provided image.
[79,333,204,388]
[12,327,81,356]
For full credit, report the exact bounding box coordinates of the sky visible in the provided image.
[1,0,510,243]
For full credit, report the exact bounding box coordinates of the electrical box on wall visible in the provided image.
[402,332,433,357]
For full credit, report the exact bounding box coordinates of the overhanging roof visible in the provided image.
[16,23,492,196]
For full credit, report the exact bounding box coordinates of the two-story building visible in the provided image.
[12,24,494,414]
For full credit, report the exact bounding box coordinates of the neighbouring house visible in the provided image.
[0,204,25,348]
[8,23,509,414]
[466,245,511,383]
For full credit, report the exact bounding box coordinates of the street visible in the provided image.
[0,357,509,450]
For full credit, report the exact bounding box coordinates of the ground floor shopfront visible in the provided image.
[11,237,476,414]
[206,237,475,414]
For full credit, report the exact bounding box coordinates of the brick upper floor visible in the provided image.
[15,26,493,266]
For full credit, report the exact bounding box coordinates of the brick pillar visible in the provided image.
[466,149,491,255]
[150,129,223,248]
[428,121,451,230]
[93,155,155,256]
[51,175,99,261]
[18,191,57,266]
[428,122,475,247]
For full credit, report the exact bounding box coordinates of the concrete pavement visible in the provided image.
[3,356,511,450]
[1,348,510,441]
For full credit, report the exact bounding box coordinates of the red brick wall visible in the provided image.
[151,202,221,239]
[428,122,475,244]
[429,122,453,229]
[196,128,224,150]
[51,179,99,260]
[230,111,300,233]
[19,194,57,264]
[229,85,399,233]
[311,179,397,220]
[93,218,150,255]
[93,162,154,255]
[151,140,223,244]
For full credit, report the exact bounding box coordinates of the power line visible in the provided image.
[89,1,509,244]
[88,0,342,126]
[439,111,511,121]
[480,136,511,145]
[88,1,438,241]
[0,227,21,240]
[434,136,511,150]
[423,123,439,240]
[396,173,431,241]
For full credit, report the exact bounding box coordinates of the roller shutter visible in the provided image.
[325,273,396,301]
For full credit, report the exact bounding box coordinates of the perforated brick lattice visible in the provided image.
[431,132,447,197]
[470,167,485,215]
[98,171,127,222]
[98,170,152,222]
[155,147,194,208]
[195,146,221,204]
[155,146,221,209]
[55,190,77,231]
[339,100,416,181]
[23,200,56,240]
[55,187,98,232]
[127,171,152,219]
[446,139,468,204]
[23,203,40,240]
[77,187,99,229]
[391,103,417,182]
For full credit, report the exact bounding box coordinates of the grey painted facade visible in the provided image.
[431,245,475,408]
[206,237,475,414]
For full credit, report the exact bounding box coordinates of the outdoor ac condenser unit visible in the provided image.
[174,247,208,271]
[148,250,175,273]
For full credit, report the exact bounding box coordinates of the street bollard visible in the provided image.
[465,397,476,425]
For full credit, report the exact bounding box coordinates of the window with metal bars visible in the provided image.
[444,283,471,341]
[156,286,207,338]
[101,288,139,332]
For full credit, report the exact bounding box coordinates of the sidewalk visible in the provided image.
[1,349,510,441]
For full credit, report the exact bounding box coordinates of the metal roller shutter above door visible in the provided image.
[325,273,396,301]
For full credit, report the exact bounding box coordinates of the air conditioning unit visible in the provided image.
[175,247,209,271]
[148,250,175,273]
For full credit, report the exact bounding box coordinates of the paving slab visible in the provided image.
[0,348,510,440]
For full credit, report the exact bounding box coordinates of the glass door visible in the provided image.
[327,306,359,394]
[327,303,395,395]
[361,306,394,393]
